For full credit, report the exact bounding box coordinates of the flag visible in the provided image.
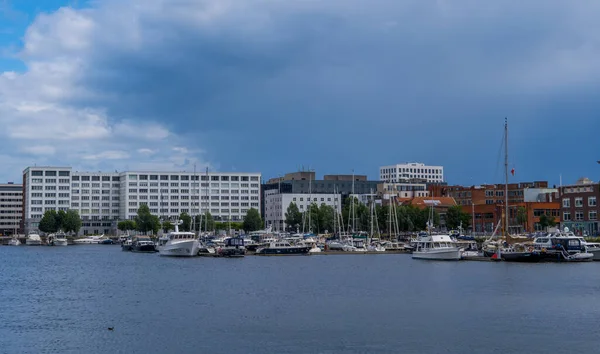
[511,168,515,176]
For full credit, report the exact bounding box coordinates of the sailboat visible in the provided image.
[492,118,542,262]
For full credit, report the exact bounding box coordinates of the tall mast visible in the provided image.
[193,164,197,233]
[504,117,509,236]
[308,171,312,234]
[205,167,209,234]
[351,169,355,233]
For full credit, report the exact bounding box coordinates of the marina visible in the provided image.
[2,244,600,354]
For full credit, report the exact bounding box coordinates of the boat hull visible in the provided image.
[501,252,542,263]
[8,239,20,246]
[131,244,157,253]
[51,239,68,246]
[25,239,42,246]
[217,247,246,257]
[256,246,311,256]
[412,248,461,261]
[158,240,199,257]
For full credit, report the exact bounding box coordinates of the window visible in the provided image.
[45,171,57,176]
[563,212,571,221]
[575,197,583,207]
[575,211,584,221]
[590,211,598,220]
[589,197,597,207]
[562,198,570,208]
[31,170,43,176]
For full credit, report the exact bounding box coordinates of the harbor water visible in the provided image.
[1,246,600,354]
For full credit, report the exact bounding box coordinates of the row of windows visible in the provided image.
[30,170,70,177]
[72,176,120,182]
[562,197,597,208]
[563,211,597,221]
[127,208,250,215]
[72,196,119,201]
[381,167,442,174]
[128,174,259,182]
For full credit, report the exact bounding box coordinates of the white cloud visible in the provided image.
[137,148,156,155]
[20,145,56,156]
[82,150,130,160]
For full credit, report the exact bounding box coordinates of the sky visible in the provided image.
[1,0,599,186]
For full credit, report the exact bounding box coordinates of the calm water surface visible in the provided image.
[1,246,600,354]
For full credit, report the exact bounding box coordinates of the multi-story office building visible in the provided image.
[430,181,551,206]
[377,182,430,200]
[71,171,122,235]
[119,171,261,222]
[0,183,23,235]
[263,189,341,232]
[23,166,261,235]
[22,166,72,233]
[379,162,444,183]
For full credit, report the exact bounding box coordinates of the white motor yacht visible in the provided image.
[25,231,42,246]
[157,222,199,257]
[412,233,461,260]
[8,236,21,246]
[73,235,105,244]
[47,232,68,246]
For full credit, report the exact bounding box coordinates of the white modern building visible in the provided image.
[0,183,23,236]
[264,189,342,232]
[377,182,430,200]
[379,162,444,183]
[23,166,261,235]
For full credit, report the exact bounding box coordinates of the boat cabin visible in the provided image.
[225,237,244,247]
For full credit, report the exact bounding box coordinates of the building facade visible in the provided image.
[0,183,22,235]
[559,179,599,236]
[430,181,551,206]
[463,202,561,234]
[263,189,341,232]
[23,166,261,235]
[379,162,444,183]
[377,182,429,200]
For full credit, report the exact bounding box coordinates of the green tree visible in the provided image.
[285,202,303,232]
[162,221,173,232]
[194,212,215,232]
[376,204,389,235]
[39,210,58,233]
[243,208,263,232]
[317,204,335,234]
[56,210,67,230]
[516,206,527,232]
[214,222,227,231]
[539,214,549,231]
[230,221,244,230]
[62,209,82,235]
[446,205,469,230]
[548,215,557,228]
[179,212,192,231]
[135,205,159,234]
[118,220,137,232]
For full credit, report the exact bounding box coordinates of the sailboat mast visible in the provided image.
[504,117,509,236]
[308,171,312,234]
[205,167,209,234]
[351,169,355,233]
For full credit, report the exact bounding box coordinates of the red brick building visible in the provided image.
[463,202,560,234]
[559,179,599,236]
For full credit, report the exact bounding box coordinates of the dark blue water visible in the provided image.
[1,246,600,354]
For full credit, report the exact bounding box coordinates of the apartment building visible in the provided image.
[23,166,261,235]
[559,178,599,236]
[379,162,444,183]
[430,181,552,206]
[0,183,22,235]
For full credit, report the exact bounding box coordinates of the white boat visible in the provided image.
[157,221,199,257]
[412,233,461,261]
[584,242,600,261]
[47,232,68,246]
[25,232,42,246]
[73,235,105,244]
[8,237,20,246]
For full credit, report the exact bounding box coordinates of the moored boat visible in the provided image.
[25,231,42,246]
[412,233,461,261]
[255,239,311,256]
[157,221,199,257]
[8,236,21,246]
[131,236,157,253]
[216,237,245,257]
[47,232,68,246]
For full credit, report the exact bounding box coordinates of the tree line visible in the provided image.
[117,205,264,234]
[38,209,82,234]
[284,198,473,234]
